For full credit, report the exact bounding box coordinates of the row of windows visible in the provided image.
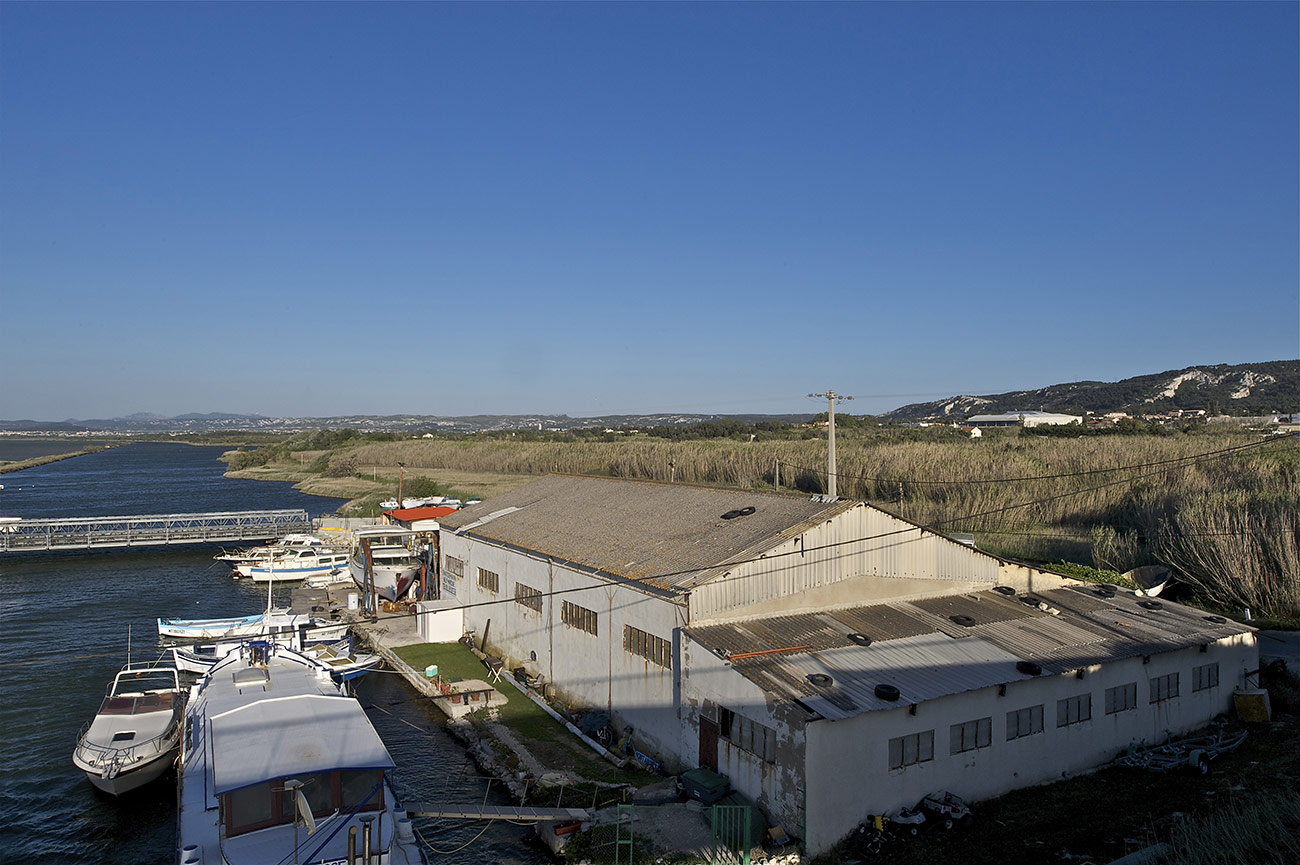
[890,664,1221,770]
[561,600,599,636]
[719,706,777,763]
[624,625,671,669]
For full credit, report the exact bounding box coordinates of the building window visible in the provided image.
[624,625,671,669]
[477,568,499,594]
[514,582,542,613]
[1150,672,1180,703]
[561,600,598,636]
[718,707,775,763]
[1056,694,1092,728]
[1006,705,1044,741]
[1193,663,1219,692]
[445,556,464,578]
[950,717,992,754]
[1105,683,1137,715]
[888,730,935,769]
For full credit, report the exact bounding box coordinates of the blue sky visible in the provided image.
[2,2,1296,420]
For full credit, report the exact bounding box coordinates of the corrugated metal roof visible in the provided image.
[687,585,1254,721]
[435,475,856,593]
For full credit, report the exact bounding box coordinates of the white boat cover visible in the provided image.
[210,693,394,794]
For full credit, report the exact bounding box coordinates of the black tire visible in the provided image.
[1016,661,1042,676]
[1196,755,1210,775]
[874,683,901,701]
[942,817,954,830]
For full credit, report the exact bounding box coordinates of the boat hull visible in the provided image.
[76,745,176,795]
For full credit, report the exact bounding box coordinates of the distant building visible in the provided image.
[965,410,1082,428]
[431,475,1254,856]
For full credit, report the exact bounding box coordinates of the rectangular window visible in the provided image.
[623,625,671,669]
[445,556,464,578]
[1150,672,1180,703]
[1006,705,1044,740]
[513,582,543,613]
[888,730,935,769]
[1056,694,1092,728]
[476,567,499,594]
[950,717,992,754]
[1193,663,1219,692]
[1105,683,1138,715]
[718,707,776,763]
[561,600,598,636]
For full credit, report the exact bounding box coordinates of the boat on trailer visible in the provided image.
[349,526,424,602]
[73,664,183,795]
[177,641,424,865]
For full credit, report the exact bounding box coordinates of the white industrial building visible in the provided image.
[966,410,1083,427]
[432,475,1257,857]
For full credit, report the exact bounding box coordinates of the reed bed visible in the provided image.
[336,430,1299,616]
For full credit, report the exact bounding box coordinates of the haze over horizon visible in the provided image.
[2,3,1296,421]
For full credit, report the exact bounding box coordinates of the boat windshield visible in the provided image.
[222,769,385,837]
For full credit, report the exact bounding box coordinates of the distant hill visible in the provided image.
[883,360,1299,421]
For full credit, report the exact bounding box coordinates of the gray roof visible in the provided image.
[436,475,856,594]
[687,585,1254,721]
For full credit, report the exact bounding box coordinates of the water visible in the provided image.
[0,443,546,865]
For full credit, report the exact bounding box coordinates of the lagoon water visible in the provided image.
[0,443,546,864]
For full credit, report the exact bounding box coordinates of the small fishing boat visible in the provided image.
[170,629,354,675]
[157,608,345,641]
[1125,565,1172,597]
[177,642,425,864]
[350,526,424,602]
[73,664,183,795]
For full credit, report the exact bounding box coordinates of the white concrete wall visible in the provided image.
[693,505,1003,621]
[800,634,1257,856]
[439,532,687,763]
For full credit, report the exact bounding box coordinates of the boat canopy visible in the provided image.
[209,694,394,795]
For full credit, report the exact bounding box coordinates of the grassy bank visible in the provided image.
[0,445,111,474]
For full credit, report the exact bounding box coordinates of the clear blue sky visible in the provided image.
[2,1,1296,420]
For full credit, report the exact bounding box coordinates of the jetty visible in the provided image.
[0,509,310,552]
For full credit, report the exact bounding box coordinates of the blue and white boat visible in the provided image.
[177,641,424,865]
[236,546,350,583]
[172,637,378,683]
[157,608,335,641]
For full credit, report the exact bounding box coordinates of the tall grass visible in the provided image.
[1153,791,1300,865]
[334,430,1299,616]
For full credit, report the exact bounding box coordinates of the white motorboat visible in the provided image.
[349,526,424,602]
[214,534,325,571]
[379,498,399,509]
[73,664,183,795]
[236,546,350,583]
[172,636,377,682]
[176,642,424,865]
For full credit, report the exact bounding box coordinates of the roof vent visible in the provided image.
[807,673,833,687]
[847,632,873,647]
[874,683,900,701]
[721,506,757,520]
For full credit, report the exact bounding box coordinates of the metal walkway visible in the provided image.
[404,804,589,822]
[0,509,311,552]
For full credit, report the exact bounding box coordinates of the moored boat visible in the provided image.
[73,664,183,795]
[349,526,423,602]
[214,534,326,572]
[237,546,350,583]
[157,608,345,641]
[176,642,424,864]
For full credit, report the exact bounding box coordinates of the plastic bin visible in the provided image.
[680,767,730,804]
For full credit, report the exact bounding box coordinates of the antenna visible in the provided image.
[809,391,854,498]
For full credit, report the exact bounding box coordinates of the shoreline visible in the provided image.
[0,445,112,475]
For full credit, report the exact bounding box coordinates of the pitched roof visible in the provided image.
[435,474,856,593]
[687,585,1254,721]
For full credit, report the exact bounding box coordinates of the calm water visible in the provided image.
[0,443,545,865]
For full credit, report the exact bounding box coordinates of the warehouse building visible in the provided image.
[433,475,1256,856]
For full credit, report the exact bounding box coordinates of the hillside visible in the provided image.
[883,360,1298,421]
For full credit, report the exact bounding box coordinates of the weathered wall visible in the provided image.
[800,634,1258,856]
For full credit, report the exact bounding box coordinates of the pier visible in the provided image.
[0,509,311,552]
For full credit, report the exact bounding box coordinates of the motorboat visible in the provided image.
[176,641,424,865]
[172,636,378,682]
[214,534,325,571]
[157,608,347,642]
[73,664,183,795]
[379,498,399,509]
[349,526,424,602]
[169,625,351,674]
[236,546,350,583]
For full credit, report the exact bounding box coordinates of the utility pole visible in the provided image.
[809,390,853,498]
